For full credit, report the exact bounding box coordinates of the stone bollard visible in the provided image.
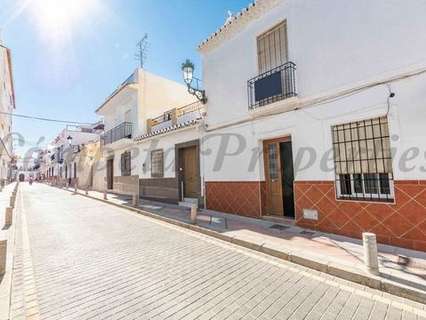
[73,183,78,195]
[190,204,197,224]
[9,196,15,209]
[5,207,12,227]
[0,240,6,275]
[103,190,108,200]
[132,193,139,207]
[85,187,89,196]
[363,232,379,275]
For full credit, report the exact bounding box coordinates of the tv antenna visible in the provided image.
[135,34,149,69]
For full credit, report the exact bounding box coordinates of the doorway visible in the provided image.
[178,145,200,199]
[106,158,114,190]
[263,137,295,218]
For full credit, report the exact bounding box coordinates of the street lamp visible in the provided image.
[182,59,194,85]
[181,59,207,104]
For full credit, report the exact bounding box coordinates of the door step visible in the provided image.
[262,215,295,226]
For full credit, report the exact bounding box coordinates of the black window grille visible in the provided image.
[332,116,394,202]
[151,149,164,178]
[120,151,131,176]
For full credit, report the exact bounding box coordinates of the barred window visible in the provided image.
[332,116,394,202]
[257,21,288,73]
[120,151,131,176]
[151,149,164,178]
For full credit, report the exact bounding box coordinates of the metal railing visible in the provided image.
[102,122,133,145]
[248,61,297,110]
[149,102,205,133]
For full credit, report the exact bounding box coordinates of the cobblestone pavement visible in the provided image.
[8,183,426,320]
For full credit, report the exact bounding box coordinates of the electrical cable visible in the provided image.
[0,111,92,125]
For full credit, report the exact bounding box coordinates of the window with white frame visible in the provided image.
[332,116,394,202]
[151,149,164,178]
[257,21,288,74]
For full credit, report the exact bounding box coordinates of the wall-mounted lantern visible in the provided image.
[181,59,207,104]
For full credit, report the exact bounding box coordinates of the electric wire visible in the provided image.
[0,111,92,125]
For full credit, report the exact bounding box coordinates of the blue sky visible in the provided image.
[0,0,248,157]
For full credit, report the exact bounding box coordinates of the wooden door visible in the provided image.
[181,146,198,198]
[107,159,114,190]
[263,140,284,216]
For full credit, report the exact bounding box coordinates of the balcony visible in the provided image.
[102,122,133,145]
[147,102,205,134]
[248,61,297,110]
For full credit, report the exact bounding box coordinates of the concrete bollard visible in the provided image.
[103,190,108,200]
[9,196,15,209]
[363,232,379,275]
[5,207,12,226]
[85,187,89,196]
[190,204,197,224]
[0,240,6,275]
[73,183,78,195]
[132,193,139,207]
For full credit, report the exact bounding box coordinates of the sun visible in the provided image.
[30,0,100,42]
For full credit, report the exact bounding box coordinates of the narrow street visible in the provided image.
[8,183,425,320]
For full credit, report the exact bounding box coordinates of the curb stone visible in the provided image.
[0,183,20,320]
[55,185,426,305]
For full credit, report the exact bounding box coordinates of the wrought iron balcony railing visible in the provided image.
[102,122,133,145]
[248,61,297,110]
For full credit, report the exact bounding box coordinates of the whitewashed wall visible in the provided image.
[0,46,14,180]
[133,127,202,180]
[201,0,426,181]
[101,91,138,132]
[98,69,195,139]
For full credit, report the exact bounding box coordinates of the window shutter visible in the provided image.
[257,22,288,73]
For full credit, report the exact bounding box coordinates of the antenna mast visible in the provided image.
[135,34,149,69]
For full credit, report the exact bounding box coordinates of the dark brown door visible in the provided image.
[107,159,114,190]
[181,146,199,198]
[263,140,284,216]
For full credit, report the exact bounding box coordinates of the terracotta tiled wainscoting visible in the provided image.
[206,180,426,251]
[295,180,426,251]
[205,181,265,218]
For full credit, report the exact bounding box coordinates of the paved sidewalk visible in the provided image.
[61,185,426,303]
[0,182,19,320]
[8,184,426,319]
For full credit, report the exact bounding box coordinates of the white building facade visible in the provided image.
[47,123,102,185]
[199,0,426,251]
[95,68,200,202]
[0,43,16,183]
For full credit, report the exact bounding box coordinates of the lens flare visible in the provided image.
[31,0,100,43]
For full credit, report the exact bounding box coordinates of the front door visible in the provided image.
[263,137,295,218]
[264,140,284,215]
[106,158,114,190]
[181,146,198,198]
